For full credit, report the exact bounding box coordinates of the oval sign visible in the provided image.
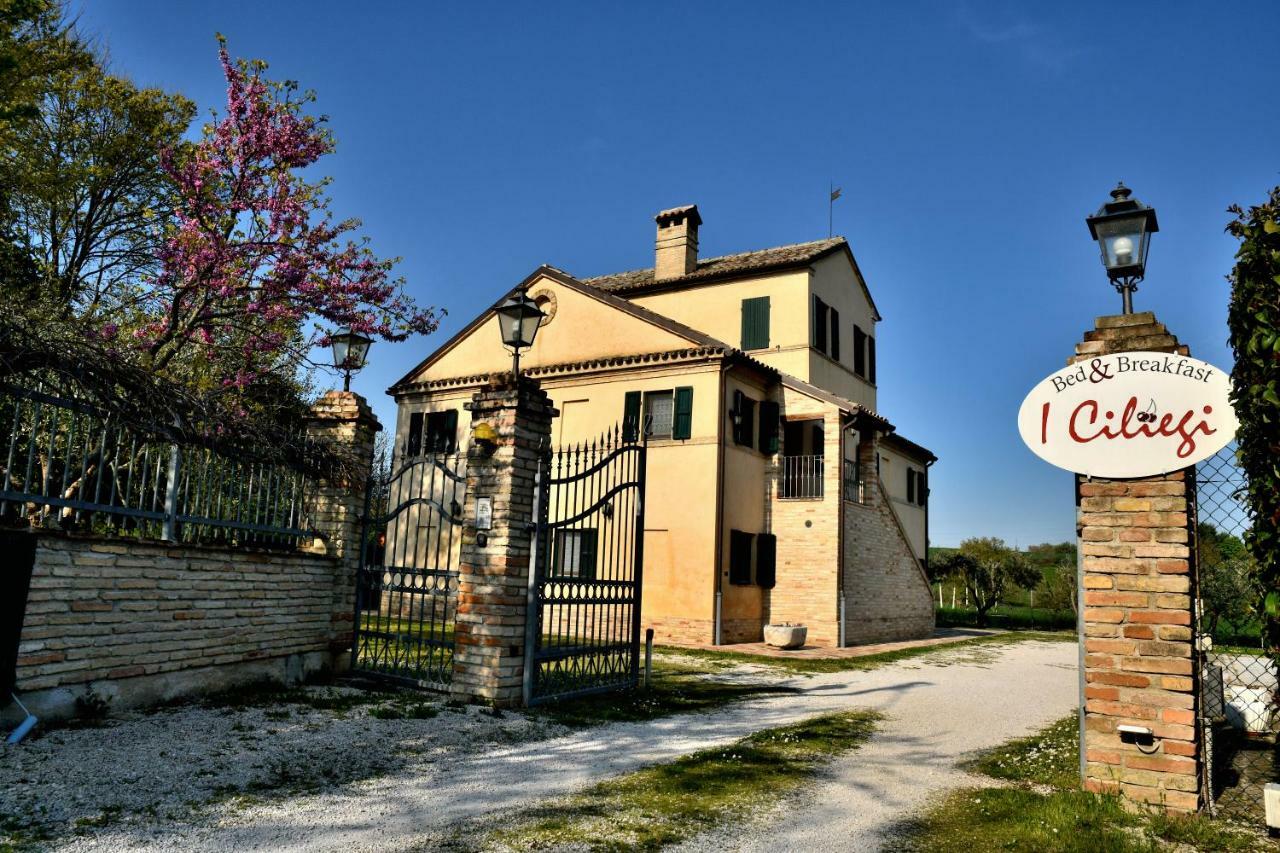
[1017,352,1238,478]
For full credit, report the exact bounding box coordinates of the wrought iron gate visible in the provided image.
[352,452,466,690]
[1193,442,1277,824]
[524,430,646,705]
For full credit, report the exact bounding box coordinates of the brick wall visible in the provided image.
[842,436,936,644]
[13,534,346,720]
[766,392,843,645]
[1074,312,1201,813]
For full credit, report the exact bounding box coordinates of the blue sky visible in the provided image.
[80,1,1280,547]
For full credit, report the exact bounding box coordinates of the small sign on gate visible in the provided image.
[1017,352,1238,477]
[475,496,493,530]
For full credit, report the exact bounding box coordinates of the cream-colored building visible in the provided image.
[389,205,936,646]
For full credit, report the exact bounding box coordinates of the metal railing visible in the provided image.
[779,454,823,499]
[843,459,868,504]
[0,382,316,548]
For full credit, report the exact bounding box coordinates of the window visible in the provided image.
[853,324,867,377]
[812,296,828,353]
[906,468,915,503]
[406,409,457,456]
[645,391,674,439]
[759,401,780,454]
[729,529,754,585]
[406,412,424,456]
[868,335,877,384]
[829,308,840,361]
[624,387,693,441]
[554,529,598,578]
[741,296,770,350]
[915,469,927,506]
[733,391,756,447]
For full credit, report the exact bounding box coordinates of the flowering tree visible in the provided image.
[109,37,439,396]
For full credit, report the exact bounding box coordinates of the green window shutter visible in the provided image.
[757,533,777,589]
[906,468,915,503]
[853,325,866,377]
[622,391,642,442]
[830,308,840,361]
[741,297,770,350]
[581,529,599,579]
[868,335,877,384]
[759,401,780,453]
[673,386,694,440]
[812,296,828,352]
[729,530,754,585]
[442,409,458,454]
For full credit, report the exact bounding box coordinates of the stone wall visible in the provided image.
[842,436,936,644]
[1075,312,1201,813]
[12,534,346,721]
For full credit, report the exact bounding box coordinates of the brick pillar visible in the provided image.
[304,390,381,662]
[1075,312,1201,813]
[451,376,556,706]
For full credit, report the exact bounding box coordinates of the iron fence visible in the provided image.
[780,454,823,499]
[1194,441,1276,824]
[0,382,316,548]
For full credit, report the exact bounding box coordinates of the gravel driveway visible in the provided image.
[19,637,1076,852]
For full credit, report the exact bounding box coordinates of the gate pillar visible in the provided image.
[304,390,382,662]
[1074,313,1202,813]
[451,376,556,706]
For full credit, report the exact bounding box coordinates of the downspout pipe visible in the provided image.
[713,360,729,645]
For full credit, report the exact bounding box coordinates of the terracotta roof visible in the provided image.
[583,237,847,293]
[881,431,937,463]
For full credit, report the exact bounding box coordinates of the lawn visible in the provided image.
[657,630,1074,675]
[482,710,881,851]
[903,714,1270,852]
[534,659,798,727]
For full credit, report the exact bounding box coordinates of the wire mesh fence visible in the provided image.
[1195,441,1277,824]
[0,381,315,548]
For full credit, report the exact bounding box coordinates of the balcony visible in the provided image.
[779,455,823,499]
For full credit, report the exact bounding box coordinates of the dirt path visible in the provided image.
[52,638,1077,852]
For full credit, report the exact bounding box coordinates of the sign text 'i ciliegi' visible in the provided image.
[1017,352,1238,478]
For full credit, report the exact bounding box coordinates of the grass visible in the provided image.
[483,710,881,851]
[532,660,799,727]
[903,714,1271,853]
[965,713,1080,790]
[936,605,1077,631]
[657,630,1074,675]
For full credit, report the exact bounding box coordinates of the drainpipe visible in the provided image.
[712,360,729,645]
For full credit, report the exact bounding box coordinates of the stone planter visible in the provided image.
[763,623,808,650]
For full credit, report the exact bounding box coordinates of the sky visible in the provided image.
[78,1,1280,547]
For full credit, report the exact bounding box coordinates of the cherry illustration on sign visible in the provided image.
[1017,353,1238,478]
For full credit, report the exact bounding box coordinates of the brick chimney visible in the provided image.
[654,204,701,280]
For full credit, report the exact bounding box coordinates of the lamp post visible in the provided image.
[495,287,544,377]
[1086,182,1159,315]
[329,327,373,392]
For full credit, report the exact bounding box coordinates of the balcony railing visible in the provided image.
[843,459,869,504]
[779,454,823,499]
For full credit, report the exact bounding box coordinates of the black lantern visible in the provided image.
[495,287,544,376]
[1086,183,1159,314]
[330,327,373,391]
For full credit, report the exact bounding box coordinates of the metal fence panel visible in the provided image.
[1195,442,1277,824]
[0,382,315,548]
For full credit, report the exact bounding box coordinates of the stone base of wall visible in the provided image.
[720,618,764,645]
[12,532,350,722]
[2,650,340,725]
[645,616,714,646]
